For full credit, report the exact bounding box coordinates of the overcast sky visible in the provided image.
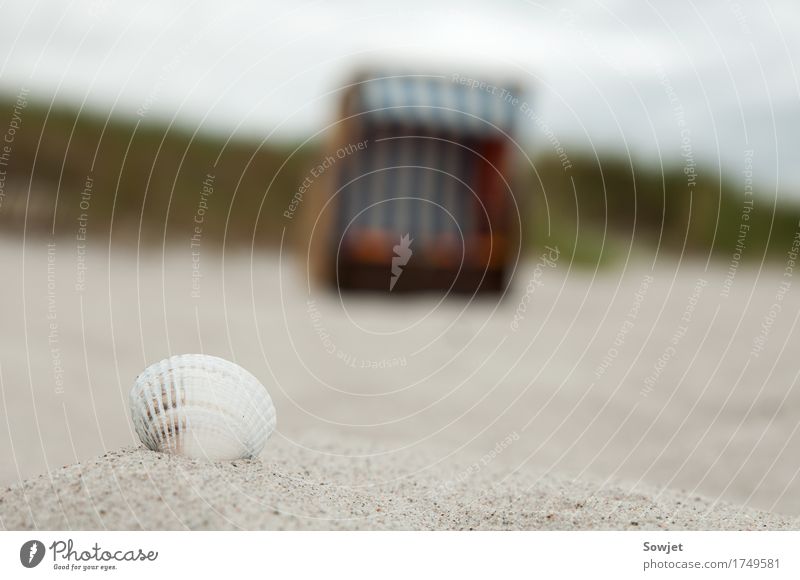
[1,0,798,198]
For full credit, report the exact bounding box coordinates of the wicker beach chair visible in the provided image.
[304,71,520,293]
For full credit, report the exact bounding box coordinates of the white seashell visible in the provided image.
[129,354,276,461]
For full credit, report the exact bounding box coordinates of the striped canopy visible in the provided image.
[350,74,518,136]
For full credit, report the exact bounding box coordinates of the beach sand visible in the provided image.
[3,439,797,530]
[2,237,800,529]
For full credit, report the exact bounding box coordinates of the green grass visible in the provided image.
[0,94,316,246]
[522,153,800,267]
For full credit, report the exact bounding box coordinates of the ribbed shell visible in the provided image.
[129,354,276,460]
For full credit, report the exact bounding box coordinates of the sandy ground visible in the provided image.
[2,235,800,529]
[3,441,796,530]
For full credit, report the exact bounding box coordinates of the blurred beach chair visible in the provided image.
[306,71,520,293]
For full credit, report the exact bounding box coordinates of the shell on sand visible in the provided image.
[129,354,276,460]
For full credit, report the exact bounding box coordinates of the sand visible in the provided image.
[3,440,797,530]
[2,236,800,529]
